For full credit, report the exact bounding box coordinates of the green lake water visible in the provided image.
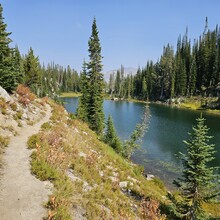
[62,97,220,187]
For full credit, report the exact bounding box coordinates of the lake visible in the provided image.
[62,97,220,187]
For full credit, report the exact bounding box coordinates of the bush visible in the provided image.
[0,97,7,108]
[0,98,7,114]
[41,122,52,130]
[1,108,7,115]
[27,134,40,149]
[10,102,17,111]
[31,158,58,181]
[16,111,22,119]
[0,135,9,148]
[16,84,36,106]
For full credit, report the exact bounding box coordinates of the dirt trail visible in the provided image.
[0,104,52,220]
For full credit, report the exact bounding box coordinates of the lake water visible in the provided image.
[62,97,220,187]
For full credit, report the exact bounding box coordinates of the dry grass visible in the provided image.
[28,99,220,219]
[16,84,36,106]
[28,100,170,219]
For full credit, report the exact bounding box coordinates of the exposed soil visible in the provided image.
[0,104,52,220]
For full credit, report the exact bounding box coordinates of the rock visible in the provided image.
[109,176,118,182]
[146,174,155,181]
[22,112,28,119]
[99,171,104,177]
[119,181,128,188]
[71,205,87,220]
[0,86,12,103]
[66,169,82,182]
[79,152,86,158]
[128,176,138,183]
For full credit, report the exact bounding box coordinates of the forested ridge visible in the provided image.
[108,18,220,104]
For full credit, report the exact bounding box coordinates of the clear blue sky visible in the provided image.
[2,0,220,73]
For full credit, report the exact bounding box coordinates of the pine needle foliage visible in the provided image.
[170,115,220,219]
[104,115,122,153]
[0,4,21,92]
[77,18,105,134]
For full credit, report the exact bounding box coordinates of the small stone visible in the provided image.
[79,152,86,158]
[119,181,128,188]
[99,171,104,177]
[146,174,155,180]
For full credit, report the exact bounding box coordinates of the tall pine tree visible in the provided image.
[77,61,89,122]
[23,47,41,95]
[80,18,105,134]
[0,4,20,92]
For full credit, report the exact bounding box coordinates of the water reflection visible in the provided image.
[62,97,220,187]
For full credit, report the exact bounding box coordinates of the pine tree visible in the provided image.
[77,61,89,122]
[104,115,122,153]
[23,47,41,94]
[171,115,220,219]
[13,46,24,84]
[141,76,148,100]
[114,69,121,97]
[123,105,150,158]
[86,18,105,134]
[0,4,20,92]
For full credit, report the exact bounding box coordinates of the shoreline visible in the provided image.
[60,92,220,114]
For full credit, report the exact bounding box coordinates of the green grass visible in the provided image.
[180,96,220,114]
[59,92,82,98]
[28,98,220,219]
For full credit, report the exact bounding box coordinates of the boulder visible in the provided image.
[0,86,12,103]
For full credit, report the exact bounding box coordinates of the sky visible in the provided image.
[1,0,220,74]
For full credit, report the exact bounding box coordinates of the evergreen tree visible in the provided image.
[77,61,89,122]
[114,69,121,97]
[123,105,150,158]
[23,47,41,94]
[160,44,174,99]
[104,115,122,153]
[170,116,220,219]
[86,18,105,134]
[0,4,20,92]
[141,76,148,100]
[108,73,115,97]
[13,46,24,84]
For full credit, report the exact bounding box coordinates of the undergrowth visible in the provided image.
[28,98,220,219]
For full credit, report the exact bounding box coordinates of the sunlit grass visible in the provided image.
[59,92,82,97]
[28,98,220,219]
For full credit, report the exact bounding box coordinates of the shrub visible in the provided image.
[16,84,36,106]
[16,111,22,119]
[1,108,7,115]
[41,122,52,130]
[0,97,7,108]
[10,102,17,111]
[31,158,58,181]
[0,98,7,114]
[27,134,40,149]
[0,135,9,148]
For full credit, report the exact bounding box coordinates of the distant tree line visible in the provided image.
[108,18,220,101]
[0,4,80,97]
